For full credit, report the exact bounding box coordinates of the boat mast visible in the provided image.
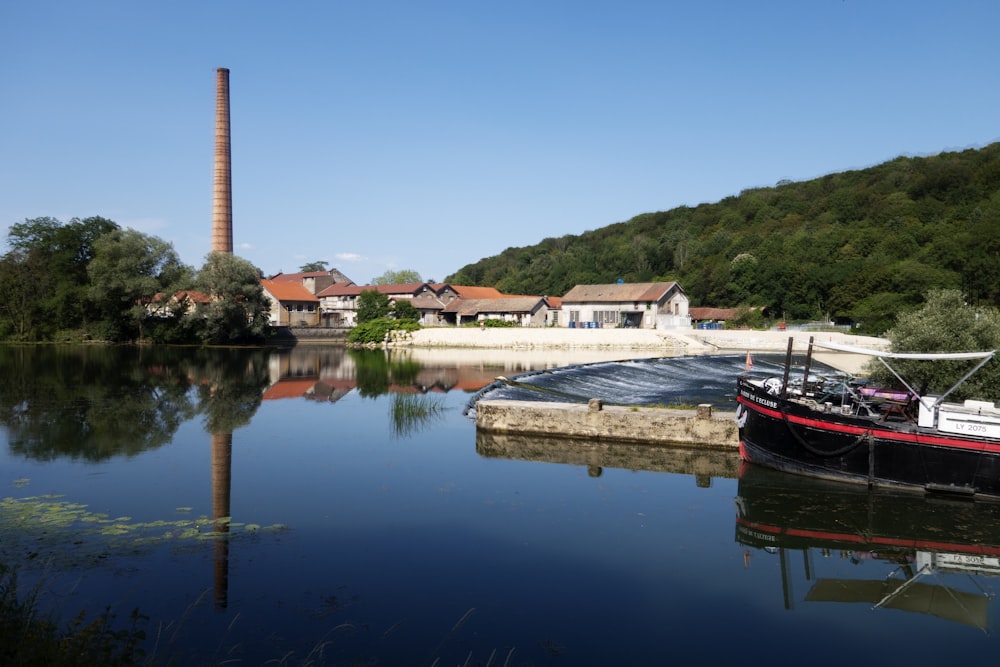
[802,336,815,393]
[780,337,794,398]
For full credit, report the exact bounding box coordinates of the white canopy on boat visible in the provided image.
[812,341,995,361]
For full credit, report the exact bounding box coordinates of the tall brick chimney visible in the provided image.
[212,67,233,254]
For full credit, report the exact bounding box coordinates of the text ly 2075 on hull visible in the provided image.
[735,336,1000,498]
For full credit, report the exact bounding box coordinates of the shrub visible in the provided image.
[462,318,516,328]
[347,318,420,345]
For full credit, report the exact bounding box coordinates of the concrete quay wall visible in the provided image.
[475,399,739,449]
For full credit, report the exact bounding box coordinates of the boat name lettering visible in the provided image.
[737,526,778,543]
[741,388,778,410]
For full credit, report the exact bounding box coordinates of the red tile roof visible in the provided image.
[316,282,428,297]
[689,307,740,320]
[261,279,319,302]
[442,297,546,315]
[437,285,505,299]
[151,290,212,304]
[269,270,349,282]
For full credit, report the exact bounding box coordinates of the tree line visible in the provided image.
[446,143,1000,334]
[0,216,270,343]
[7,142,1000,343]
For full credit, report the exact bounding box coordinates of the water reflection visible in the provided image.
[264,345,591,401]
[735,463,1000,631]
[477,430,738,486]
[0,345,270,461]
[5,345,1000,662]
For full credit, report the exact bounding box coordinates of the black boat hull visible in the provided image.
[736,376,1000,498]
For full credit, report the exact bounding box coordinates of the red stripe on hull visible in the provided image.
[737,395,1000,454]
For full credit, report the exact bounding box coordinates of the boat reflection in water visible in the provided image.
[735,462,1000,632]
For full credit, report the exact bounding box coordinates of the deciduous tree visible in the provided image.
[372,269,422,285]
[299,261,328,272]
[356,289,391,323]
[191,253,271,344]
[88,229,192,341]
[3,216,119,339]
[872,289,1000,400]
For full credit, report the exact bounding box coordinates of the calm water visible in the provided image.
[1,344,998,665]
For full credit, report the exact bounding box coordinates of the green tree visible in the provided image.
[299,261,328,272]
[3,216,119,339]
[871,289,1000,400]
[87,229,192,342]
[356,289,391,323]
[390,299,420,322]
[0,249,46,339]
[191,252,271,344]
[444,143,1000,331]
[373,269,422,285]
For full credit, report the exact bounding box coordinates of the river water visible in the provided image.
[1,344,997,665]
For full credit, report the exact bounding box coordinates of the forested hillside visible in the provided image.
[446,143,1000,334]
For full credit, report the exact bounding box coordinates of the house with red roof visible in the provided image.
[316,282,438,327]
[268,268,353,294]
[261,279,321,326]
[440,296,552,327]
[261,270,693,331]
[146,290,212,318]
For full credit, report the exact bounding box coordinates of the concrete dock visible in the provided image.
[475,398,739,448]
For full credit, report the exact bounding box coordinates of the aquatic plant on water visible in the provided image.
[0,493,287,570]
[388,393,447,438]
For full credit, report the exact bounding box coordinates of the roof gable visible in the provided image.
[430,284,505,299]
[269,268,352,283]
[442,297,546,315]
[317,282,434,298]
[316,282,363,297]
[562,282,682,303]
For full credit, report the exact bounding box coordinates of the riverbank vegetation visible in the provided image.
[447,143,1000,334]
[0,217,270,344]
[6,144,1000,342]
[869,289,1000,399]
[347,288,422,345]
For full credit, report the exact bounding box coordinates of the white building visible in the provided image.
[560,282,690,329]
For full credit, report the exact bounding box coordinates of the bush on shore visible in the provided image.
[347,318,421,345]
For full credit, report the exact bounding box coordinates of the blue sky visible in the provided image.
[2,1,998,285]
